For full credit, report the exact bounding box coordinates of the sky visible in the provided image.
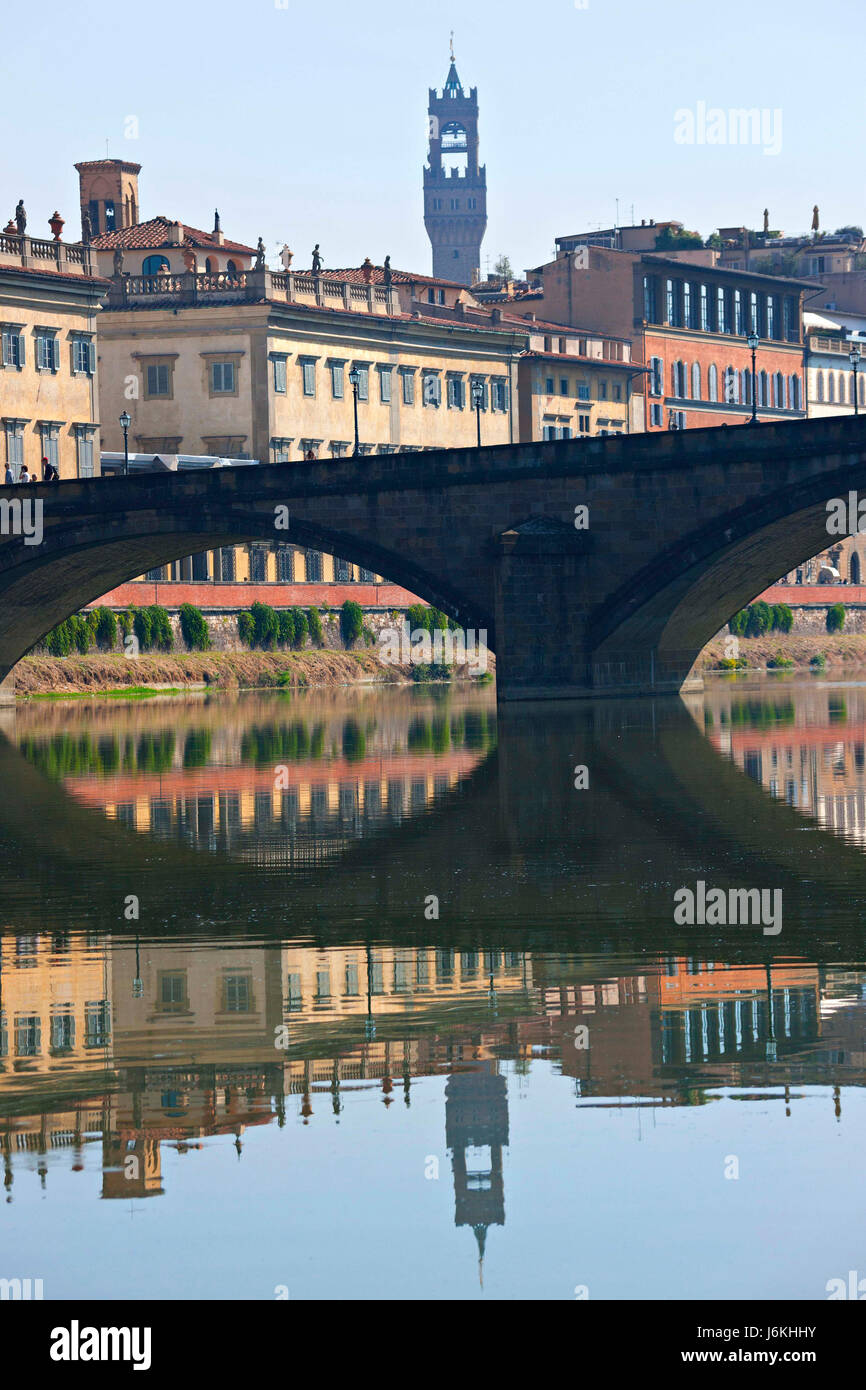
[3,0,864,279]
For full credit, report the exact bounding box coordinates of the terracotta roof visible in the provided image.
[523,351,647,371]
[0,263,110,287]
[90,216,253,255]
[293,264,469,290]
[499,310,631,341]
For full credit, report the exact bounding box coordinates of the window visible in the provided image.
[145,362,171,398]
[691,362,702,400]
[766,296,776,339]
[750,291,759,334]
[724,366,739,404]
[401,369,415,405]
[716,287,727,334]
[75,426,96,478]
[72,336,95,375]
[670,410,687,430]
[210,361,236,394]
[35,330,59,371]
[220,547,236,581]
[666,279,678,326]
[784,297,799,343]
[15,1015,41,1057]
[49,1010,75,1053]
[422,372,441,407]
[271,437,292,463]
[354,365,369,401]
[4,421,24,476]
[277,547,294,582]
[700,285,709,331]
[447,375,465,409]
[598,380,608,400]
[491,378,509,412]
[84,1001,110,1048]
[759,370,768,406]
[249,547,267,583]
[223,975,252,1013]
[305,550,323,582]
[545,376,555,394]
[643,276,657,322]
[272,355,287,393]
[774,371,785,408]
[816,371,825,403]
[103,200,116,232]
[142,254,170,276]
[39,423,60,471]
[671,361,684,397]
[613,383,622,401]
[88,199,100,235]
[560,378,570,396]
[335,557,352,582]
[683,282,692,328]
[708,363,718,401]
[471,377,488,410]
[301,359,316,396]
[650,403,663,427]
[578,414,591,432]
[330,362,345,399]
[577,382,591,402]
[158,973,188,1012]
[1,325,25,368]
[734,289,744,336]
[379,366,392,403]
[648,357,663,397]
[828,373,836,404]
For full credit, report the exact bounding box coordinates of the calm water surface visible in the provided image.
[3,675,866,1301]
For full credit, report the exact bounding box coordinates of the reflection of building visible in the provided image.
[446,1064,508,1279]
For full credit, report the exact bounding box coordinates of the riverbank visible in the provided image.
[699,632,866,672]
[13,650,419,695]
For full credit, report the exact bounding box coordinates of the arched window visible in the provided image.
[708,363,718,402]
[691,362,701,400]
[226,259,238,277]
[817,371,825,403]
[840,372,848,405]
[142,254,170,275]
[828,373,836,404]
[852,552,861,585]
[860,375,865,407]
[724,366,739,404]
[774,371,784,408]
[205,257,215,274]
[759,370,768,407]
[790,375,802,411]
[671,360,686,396]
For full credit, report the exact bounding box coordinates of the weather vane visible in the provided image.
[450,31,455,62]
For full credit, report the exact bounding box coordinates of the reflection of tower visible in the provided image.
[424,49,488,286]
[102,1135,163,1199]
[445,1063,508,1284]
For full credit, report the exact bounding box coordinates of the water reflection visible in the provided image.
[3,679,866,1298]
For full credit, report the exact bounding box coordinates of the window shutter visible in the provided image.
[17,331,24,366]
[88,341,96,373]
[52,336,60,370]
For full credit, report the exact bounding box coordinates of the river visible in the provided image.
[2,674,866,1301]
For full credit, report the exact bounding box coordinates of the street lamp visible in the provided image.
[850,343,861,417]
[348,368,361,457]
[119,411,131,475]
[472,380,484,446]
[747,332,760,424]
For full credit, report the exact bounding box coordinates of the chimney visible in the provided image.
[213,209,224,246]
[170,221,184,245]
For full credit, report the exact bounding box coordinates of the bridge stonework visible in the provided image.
[0,416,864,701]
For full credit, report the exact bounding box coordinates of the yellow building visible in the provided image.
[0,223,105,480]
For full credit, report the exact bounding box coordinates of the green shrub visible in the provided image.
[340,600,364,647]
[746,601,773,637]
[92,607,118,651]
[729,610,748,637]
[292,610,308,650]
[429,608,449,631]
[251,602,279,650]
[179,604,210,651]
[148,606,173,652]
[278,610,296,649]
[407,603,430,633]
[772,604,794,634]
[68,615,92,655]
[766,655,794,669]
[827,603,845,633]
[46,619,72,657]
[307,607,324,646]
[238,612,255,646]
[132,606,153,651]
[810,653,827,668]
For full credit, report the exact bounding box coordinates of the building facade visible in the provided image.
[0,225,105,480]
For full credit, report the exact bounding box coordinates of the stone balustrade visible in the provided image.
[0,232,96,277]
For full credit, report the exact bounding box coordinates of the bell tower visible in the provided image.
[424,44,487,287]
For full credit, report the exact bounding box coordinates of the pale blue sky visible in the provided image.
[3,0,863,277]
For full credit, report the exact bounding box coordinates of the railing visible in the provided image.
[0,232,18,255]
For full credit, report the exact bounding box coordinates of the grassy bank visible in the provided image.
[699,632,866,672]
[13,650,410,696]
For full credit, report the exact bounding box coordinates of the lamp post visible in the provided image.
[119,410,131,476]
[472,380,484,446]
[850,343,861,417]
[747,332,760,424]
[348,368,361,456]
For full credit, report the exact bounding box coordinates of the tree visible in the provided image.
[179,604,210,651]
[493,255,513,280]
[827,603,845,633]
[340,600,364,647]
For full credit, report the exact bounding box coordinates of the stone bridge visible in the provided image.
[1,415,865,700]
